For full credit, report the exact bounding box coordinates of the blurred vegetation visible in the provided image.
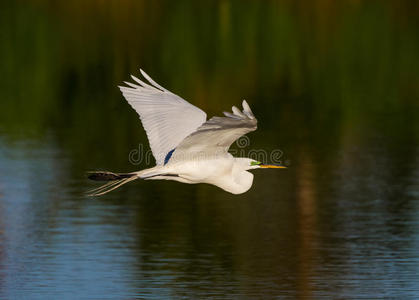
[1,3,418,297]
[0,0,418,169]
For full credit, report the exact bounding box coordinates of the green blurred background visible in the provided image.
[2,0,418,144]
[0,0,418,298]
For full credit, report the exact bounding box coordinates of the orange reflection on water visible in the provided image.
[296,152,318,299]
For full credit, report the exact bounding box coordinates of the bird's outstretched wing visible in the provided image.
[171,100,257,161]
[119,70,207,165]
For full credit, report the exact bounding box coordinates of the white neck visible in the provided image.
[219,158,255,194]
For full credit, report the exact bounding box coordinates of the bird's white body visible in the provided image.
[87,70,285,196]
[142,156,255,194]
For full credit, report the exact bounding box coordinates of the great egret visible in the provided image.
[87,70,286,196]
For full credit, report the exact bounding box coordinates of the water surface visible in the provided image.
[1,1,418,299]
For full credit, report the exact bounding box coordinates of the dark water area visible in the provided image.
[1,1,419,299]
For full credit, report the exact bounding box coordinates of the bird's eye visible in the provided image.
[250,161,261,166]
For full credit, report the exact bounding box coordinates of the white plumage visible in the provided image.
[119,70,207,165]
[87,70,285,196]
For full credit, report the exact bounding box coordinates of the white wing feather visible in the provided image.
[171,100,257,161]
[119,70,207,165]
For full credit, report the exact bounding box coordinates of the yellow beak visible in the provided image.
[260,164,287,169]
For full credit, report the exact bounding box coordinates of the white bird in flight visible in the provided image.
[87,70,286,196]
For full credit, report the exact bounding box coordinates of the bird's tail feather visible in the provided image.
[87,171,136,181]
[86,171,139,196]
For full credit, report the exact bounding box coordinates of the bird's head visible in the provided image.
[242,158,287,170]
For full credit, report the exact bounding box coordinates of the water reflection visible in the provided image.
[0,0,418,298]
[0,134,417,298]
[296,152,318,299]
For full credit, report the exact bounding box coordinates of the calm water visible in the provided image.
[1,1,419,299]
[1,126,418,299]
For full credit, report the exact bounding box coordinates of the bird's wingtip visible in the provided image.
[118,84,131,91]
[242,99,255,119]
[138,69,168,92]
[130,74,140,81]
